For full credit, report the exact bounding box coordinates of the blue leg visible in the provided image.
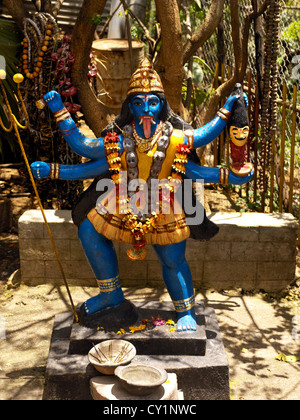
[153,241,197,332]
[78,218,124,315]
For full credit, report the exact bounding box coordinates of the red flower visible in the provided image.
[61,86,77,97]
[64,102,82,113]
[152,317,166,326]
[105,132,119,142]
[176,143,191,154]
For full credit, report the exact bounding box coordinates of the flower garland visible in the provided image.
[103,125,191,260]
[169,142,191,188]
[104,131,122,184]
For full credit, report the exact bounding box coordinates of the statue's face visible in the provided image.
[229,126,249,147]
[129,94,163,139]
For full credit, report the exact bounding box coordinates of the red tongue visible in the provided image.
[141,116,153,139]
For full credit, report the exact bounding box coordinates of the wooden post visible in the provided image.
[219,63,225,164]
[288,85,297,214]
[246,69,252,199]
[270,131,275,212]
[279,82,287,213]
[253,79,259,200]
[213,62,219,167]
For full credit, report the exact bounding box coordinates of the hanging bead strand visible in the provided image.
[22,18,53,80]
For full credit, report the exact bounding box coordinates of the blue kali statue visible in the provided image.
[31,59,253,332]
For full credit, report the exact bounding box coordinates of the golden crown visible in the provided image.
[127,58,164,97]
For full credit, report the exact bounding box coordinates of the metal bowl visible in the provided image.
[88,340,136,375]
[115,363,168,396]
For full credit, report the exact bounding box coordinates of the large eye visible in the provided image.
[149,100,159,107]
[132,99,142,107]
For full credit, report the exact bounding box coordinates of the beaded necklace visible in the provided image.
[22,14,58,80]
[132,121,163,153]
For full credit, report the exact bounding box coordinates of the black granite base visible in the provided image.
[77,299,139,330]
[43,301,230,400]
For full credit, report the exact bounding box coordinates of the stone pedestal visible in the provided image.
[43,301,230,400]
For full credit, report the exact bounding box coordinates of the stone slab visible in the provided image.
[90,373,180,400]
[70,301,206,356]
[43,301,230,400]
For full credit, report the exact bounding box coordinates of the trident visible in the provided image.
[0,71,79,323]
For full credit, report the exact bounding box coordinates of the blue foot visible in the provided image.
[84,289,125,316]
[176,311,197,332]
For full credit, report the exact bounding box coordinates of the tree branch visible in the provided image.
[155,0,184,114]
[183,0,225,65]
[52,0,64,18]
[201,0,272,125]
[71,0,111,137]
[121,0,155,49]
[41,0,53,14]
[32,0,42,12]
[3,0,28,31]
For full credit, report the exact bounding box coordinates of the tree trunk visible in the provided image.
[71,0,113,137]
[2,0,27,31]
[154,0,185,116]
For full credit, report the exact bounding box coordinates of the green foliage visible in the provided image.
[0,17,22,162]
[130,17,144,41]
[90,13,103,25]
[182,56,214,110]
[282,20,300,42]
[179,0,206,34]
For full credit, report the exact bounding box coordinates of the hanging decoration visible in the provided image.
[258,0,280,205]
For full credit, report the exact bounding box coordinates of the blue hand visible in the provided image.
[31,161,50,179]
[228,169,254,185]
[223,92,241,112]
[243,92,249,108]
[44,90,65,113]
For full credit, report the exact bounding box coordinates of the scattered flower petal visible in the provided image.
[129,325,146,333]
[276,353,299,363]
[152,317,166,326]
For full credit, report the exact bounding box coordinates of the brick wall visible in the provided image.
[18,210,299,292]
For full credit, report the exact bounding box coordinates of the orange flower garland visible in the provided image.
[168,142,191,191]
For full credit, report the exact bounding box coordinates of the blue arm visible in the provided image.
[31,158,109,181]
[185,160,253,185]
[43,91,106,160]
[193,92,241,149]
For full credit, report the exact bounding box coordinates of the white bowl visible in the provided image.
[88,339,136,375]
[115,363,168,396]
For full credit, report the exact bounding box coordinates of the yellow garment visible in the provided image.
[87,129,190,245]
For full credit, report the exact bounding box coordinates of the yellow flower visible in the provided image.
[117,328,126,335]
[166,319,175,326]
[169,328,175,333]
[129,324,146,333]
